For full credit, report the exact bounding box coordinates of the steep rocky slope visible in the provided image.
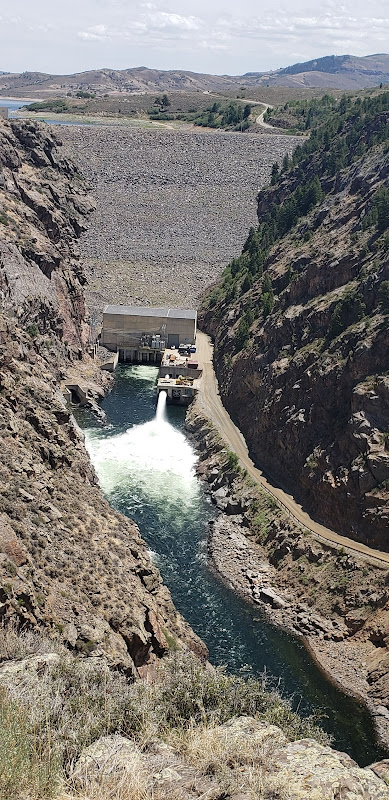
[202,92,389,550]
[0,118,205,673]
[186,401,389,748]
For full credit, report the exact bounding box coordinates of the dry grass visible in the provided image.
[63,750,151,800]
[60,725,292,800]
[0,622,64,662]
[0,632,329,800]
[165,722,291,799]
[0,686,60,800]
[174,723,276,770]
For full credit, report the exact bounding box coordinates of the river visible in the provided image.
[78,363,386,767]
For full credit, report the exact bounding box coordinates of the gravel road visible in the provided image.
[196,331,389,567]
[60,126,301,312]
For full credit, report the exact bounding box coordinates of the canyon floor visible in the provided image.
[58,123,389,742]
[60,125,301,313]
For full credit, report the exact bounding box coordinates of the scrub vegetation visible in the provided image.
[0,627,329,800]
[148,97,261,130]
[25,93,263,131]
[263,87,389,132]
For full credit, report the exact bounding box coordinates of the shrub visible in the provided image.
[225,449,240,470]
[126,652,330,745]
[27,324,39,338]
[0,634,330,798]
[328,290,366,339]
[235,315,250,351]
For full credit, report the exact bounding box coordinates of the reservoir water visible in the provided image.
[0,99,32,112]
[0,99,95,126]
[79,364,386,766]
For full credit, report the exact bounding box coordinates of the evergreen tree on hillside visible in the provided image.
[271,162,280,185]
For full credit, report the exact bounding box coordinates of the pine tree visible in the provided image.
[271,162,280,185]
[262,272,272,294]
[243,104,252,119]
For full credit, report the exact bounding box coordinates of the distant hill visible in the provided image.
[271,53,389,89]
[279,53,388,76]
[0,67,245,98]
[0,54,388,98]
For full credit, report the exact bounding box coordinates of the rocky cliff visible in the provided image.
[201,92,389,550]
[0,118,205,673]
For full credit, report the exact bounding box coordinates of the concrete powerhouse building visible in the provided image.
[101,305,197,362]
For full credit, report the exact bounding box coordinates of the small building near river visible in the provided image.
[101,304,197,363]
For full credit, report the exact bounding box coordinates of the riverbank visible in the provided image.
[185,388,389,751]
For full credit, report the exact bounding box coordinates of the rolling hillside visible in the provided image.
[0,54,388,99]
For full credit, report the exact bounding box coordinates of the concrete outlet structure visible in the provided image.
[157,347,202,405]
[101,305,197,363]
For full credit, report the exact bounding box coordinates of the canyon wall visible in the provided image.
[0,118,205,674]
[202,94,389,549]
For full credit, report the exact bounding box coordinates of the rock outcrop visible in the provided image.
[70,717,389,799]
[0,118,206,673]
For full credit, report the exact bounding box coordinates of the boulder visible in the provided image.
[273,738,389,799]
[71,735,139,784]
[259,586,288,609]
[370,759,389,783]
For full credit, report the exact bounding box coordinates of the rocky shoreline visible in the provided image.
[185,399,389,751]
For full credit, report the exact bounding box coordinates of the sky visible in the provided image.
[1,0,389,76]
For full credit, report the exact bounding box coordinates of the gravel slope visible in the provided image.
[60,126,302,312]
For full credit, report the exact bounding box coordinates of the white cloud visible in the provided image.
[78,8,203,46]
[210,7,389,66]
[78,24,109,41]
[147,11,201,31]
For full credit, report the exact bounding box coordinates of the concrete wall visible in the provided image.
[65,384,88,405]
[159,365,202,379]
[101,352,119,372]
[118,348,162,363]
[164,385,196,405]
